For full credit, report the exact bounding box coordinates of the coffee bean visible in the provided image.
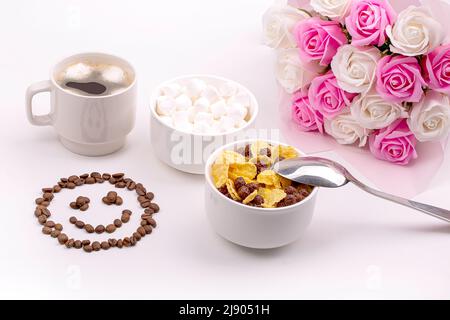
[42,187,53,193]
[106,224,116,233]
[95,178,104,183]
[144,208,154,215]
[70,202,78,209]
[95,225,105,234]
[127,182,136,190]
[108,238,117,247]
[123,237,131,247]
[55,223,63,231]
[35,198,44,205]
[38,215,47,225]
[69,216,77,224]
[140,220,147,226]
[68,175,79,183]
[80,204,89,211]
[117,239,123,248]
[41,201,50,207]
[121,213,130,223]
[67,182,76,189]
[107,191,117,201]
[137,226,146,237]
[141,213,152,220]
[102,197,112,205]
[115,197,123,205]
[75,220,85,229]
[137,195,146,203]
[109,177,117,184]
[58,233,68,244]
[133,232,142,241]
[65,239,75,248]
[45,221,55,228]
[74,179,84,186]
[122,209,132,215]
[53,185,62,193]
[145,192,154,201]
[85,177,95,184]
[60,177,68,183]
[83,245,93,253]
[92,241,101,251]
[101,241,110,250]
[115,181,126,188]
[130,236,137,246]
[34,207,42,217]
[58,181,66,188]
[113,219,122,228]
[42,226,52,235]
[102,173,111,180]
[145,218,157,228]
[136,188,146,196]
[84,224,94,233]
[91,172,101,179]
[51,230,61,238]
[82,240,90,246]
[149,203,160,213]
[80,173,89,179]
[74,240,82,249]
[143,225,152,234]
[112,173,124,179]
[140,201,151,208]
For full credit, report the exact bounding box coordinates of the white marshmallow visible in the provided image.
[64,63,93,81]
[160,83,182,97]
[210,99,227,120]
[184,78,207,99]
[174,94,193,111]
[201,85,220,103]
[218,82,238,97]
[219,116,236,132]
[158,115,173,127]
[187,107,197,123]
[193,97,210,113]
[211,120,222,133]
[194,112,214,125]
[172,110,192,131]
[227,92,250,107]
[156,96,176,116]
[227,103,248,121]
[101,65,126,85]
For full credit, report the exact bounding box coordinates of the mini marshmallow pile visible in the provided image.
[63,62,127,86]
[155,78,252,134]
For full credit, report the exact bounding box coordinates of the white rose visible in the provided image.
[276,48,319,93]
[310,0,351,21]
[331,45,381,94]
[408,91,450,142]
[351,89,408,130]
[262,3,309,49]
[324,112,371,147]
[386,6,445,56]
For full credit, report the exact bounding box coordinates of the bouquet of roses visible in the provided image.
[263,0,450,165]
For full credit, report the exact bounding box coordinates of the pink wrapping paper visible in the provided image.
[279,89,445,198]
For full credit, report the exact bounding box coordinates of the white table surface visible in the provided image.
[1,0,450,300]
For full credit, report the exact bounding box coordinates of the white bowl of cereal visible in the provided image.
[205,140,318,249]
[150,75,259,174]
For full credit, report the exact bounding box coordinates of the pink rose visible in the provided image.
[345,0,397,47]
[422,44,450,95]
[291,87,324,133]
[308,71,358,119]
[376,55,426,103]
[294,17,348,67]
[369,119,418,165]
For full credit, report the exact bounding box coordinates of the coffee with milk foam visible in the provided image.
[57,61,132,96]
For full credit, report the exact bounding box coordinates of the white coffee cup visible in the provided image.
[26,52,137,156]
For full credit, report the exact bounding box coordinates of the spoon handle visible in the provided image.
[348,178,450,223]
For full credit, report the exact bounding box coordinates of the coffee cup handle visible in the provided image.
[26,80,53,126]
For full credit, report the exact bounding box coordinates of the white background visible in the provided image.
[1,0,450,299]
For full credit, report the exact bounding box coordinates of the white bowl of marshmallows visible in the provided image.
[150,75,259,174]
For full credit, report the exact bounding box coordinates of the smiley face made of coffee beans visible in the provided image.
[34,172,160,253]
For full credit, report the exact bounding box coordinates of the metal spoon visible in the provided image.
[274,156,450,223]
